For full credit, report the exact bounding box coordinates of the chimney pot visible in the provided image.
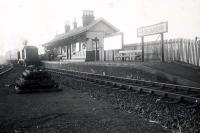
[73,18,77,29]
[65,21,70,32]
[82,10,95,27]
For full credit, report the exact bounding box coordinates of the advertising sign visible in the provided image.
[104,32,123,50]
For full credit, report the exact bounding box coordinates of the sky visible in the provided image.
[0,0,200,56]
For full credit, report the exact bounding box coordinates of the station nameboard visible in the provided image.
[137,22,168,37]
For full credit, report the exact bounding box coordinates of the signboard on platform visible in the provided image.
[104,32,123,50]
[137,22,168,37]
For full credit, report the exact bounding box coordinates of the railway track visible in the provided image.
[46,68,200,103]
[0,64,13,76]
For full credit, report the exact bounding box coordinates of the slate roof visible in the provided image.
[43,18,119,47]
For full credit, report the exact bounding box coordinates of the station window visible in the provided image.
[76,42,79,51]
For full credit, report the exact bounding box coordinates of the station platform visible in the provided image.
[42,60,200,87]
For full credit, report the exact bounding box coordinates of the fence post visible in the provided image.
[165,40,168,61]
[104,51,106,61]
[187,40,190,64]
[141,37,144,62]
[180,38,183,62]
[112,50,114,61]
[195,38,199,67]
[161,33,164,62]
[177,39,181,61]
[191,40,196,65]
[197,41,200,67]
[198,42,200,67]
[172,39,175,61]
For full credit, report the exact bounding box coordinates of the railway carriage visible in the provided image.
[19,46,39,66]
[6,45,40,66]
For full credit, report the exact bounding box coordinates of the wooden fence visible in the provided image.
[164,39,200,66]
[104,38,200,67]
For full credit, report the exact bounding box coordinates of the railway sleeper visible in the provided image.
[119,89,128,92]
[113,83,122,88]
[159,84,166,90]
[112,82,117,87]
[102,80,108,85]
[169,85,179,91]
[109,76,116,80]
[157,90,199,103]
[159,97,182,104]
[143,82,154,86]
[99,80,105,84]
[112,87,120,90]
[127,86,133,91]
[135,87,143,93]
[128,86,141,92]
[90,78,96,82]
[186,88,192,93]
[120,85,126,89]
[87,78,92,82]
[188,93,200,97]
[104,81,112,86]
[149,90,155,95]
[94,79,100,83]
[85,77,92,81]
[135,86,192,103]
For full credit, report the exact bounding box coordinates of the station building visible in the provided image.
[43,10,119,61]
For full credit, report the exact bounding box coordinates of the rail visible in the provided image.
[46,68,200,103]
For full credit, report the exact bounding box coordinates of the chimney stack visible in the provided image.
[82,10,95,27]
[73,18,77,29]
[65,21,70,32]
